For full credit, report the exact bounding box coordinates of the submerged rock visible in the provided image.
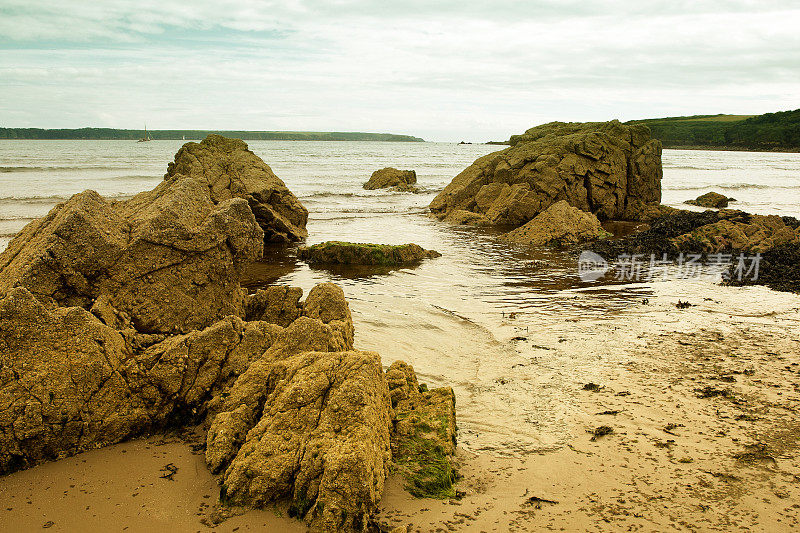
[685,191,735,209]
[298,242,441,266]
[501,200,610,247]
[166,134,308,242]
[430,120,662,224]
[385,362,457,499]
[363,168,417,192]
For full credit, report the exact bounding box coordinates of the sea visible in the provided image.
[1,140,799,452]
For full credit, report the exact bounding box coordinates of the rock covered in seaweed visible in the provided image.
[685,191,735,209]
[500,200,610,247]
[430,120,662,225]
[385,361,457,499]
[166,134,309,242]
[363,167,417,192]
[298,242,441,266]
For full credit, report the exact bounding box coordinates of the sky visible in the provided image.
[1,0,799,142]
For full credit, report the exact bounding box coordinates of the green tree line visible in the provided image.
[0,128,425,142]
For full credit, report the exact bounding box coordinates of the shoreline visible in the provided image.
[3,279,798,531]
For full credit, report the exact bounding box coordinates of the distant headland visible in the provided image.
[0,128,425,142]
[485,109,800,152]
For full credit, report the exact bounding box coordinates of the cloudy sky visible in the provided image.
[1,1,798,141]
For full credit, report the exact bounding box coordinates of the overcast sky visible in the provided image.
[1,1,798,141]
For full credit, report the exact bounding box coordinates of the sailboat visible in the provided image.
[137,124,152,142]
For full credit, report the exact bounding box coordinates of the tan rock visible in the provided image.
[672,214,800,253]
[363,167,417,192]
[500,200,609,247]
[685,191,734,209]
[430,120,662,225]
[166,134,308,242]
[0,178,263,334]
[244,286,303,326]
[208,350,392,532]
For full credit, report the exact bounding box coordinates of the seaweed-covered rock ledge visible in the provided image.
[298,241,441,266]
[0,136,458,532]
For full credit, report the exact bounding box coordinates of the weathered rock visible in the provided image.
[385,362,457,499]
[298,242,441,266]
[685,191,734,209]
[208,350,392,532]
[0,178,263,334]
[244,286,303,327]
[363,168,417,192]
[442,210,489,226]
[0,287,279,474]
[430,120,662,224]
[500,200,610,247]
[166,134,308,242]
[672,214,800,254]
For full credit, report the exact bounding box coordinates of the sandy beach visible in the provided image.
[3,278,797,532]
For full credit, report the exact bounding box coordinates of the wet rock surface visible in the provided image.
[166,134,308,242]
[685,191,735,209]
[363,168,417,192]
[0,138,458,532]
[298,242,441,266]
[430,120,662,225]
[500,200,609,247]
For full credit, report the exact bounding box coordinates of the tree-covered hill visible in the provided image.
[628,109,800,151]
[0,128,425,142]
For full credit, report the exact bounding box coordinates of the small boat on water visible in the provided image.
[137,124,152,142]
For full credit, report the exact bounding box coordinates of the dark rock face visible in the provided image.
[363,168,417,192]
[430,120,662,224]
[686,191,734,209]
[298,242,441,266]
[166,134,308,242]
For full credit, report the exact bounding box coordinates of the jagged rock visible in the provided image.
[166,134,308,242]
[0,178,263,334]
[430,120,662,224]
[208,350,392,532]
[244,286,303,326]
[0,287,279,474]
[500,200,610,247]
[672,214,800,253]
[363,168,417,192]
[385,361,457,499]
[686,191,734,209]
[298,242,441,266]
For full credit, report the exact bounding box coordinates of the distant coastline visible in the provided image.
[0,128,425,142]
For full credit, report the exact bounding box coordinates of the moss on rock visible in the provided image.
[298,241,441,266]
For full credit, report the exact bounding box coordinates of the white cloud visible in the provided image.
[0,1,798,140]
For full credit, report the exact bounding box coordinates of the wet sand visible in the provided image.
[2,280,799,532]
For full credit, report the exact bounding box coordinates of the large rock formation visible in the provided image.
[0,178,262,334]
[363,168,417,192]
[0,137,457,531]
[500,200,609,247]
[166,134,308,242]
[430,120,662,225]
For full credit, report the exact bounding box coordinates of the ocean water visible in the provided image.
[2,140,799,452]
